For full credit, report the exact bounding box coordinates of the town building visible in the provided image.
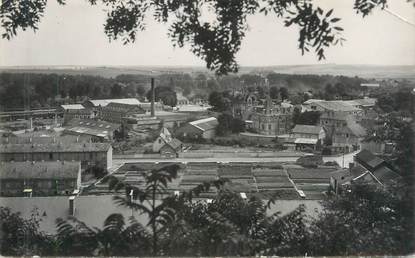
[176,91,190,106]
[290,125,325,151]
[123,111,193,132]
[63,118,121,141]
[153,127,182,156]
[331,121,366,153]
[0,161,81,197]
[175,117,219,140]
[84,98,164,117]
[330,149,401,193]
[0,142,112,169]
[309,100,362,116]
[250,97,294,136]
[101,102,146,124]
[59,104,94,125]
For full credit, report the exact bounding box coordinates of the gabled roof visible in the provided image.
[335,122,366,137]
[166,138,182,150]
[292,125,322,135]
[159,127,172,143]
[372,166,401,184]
[313,101,361,112]
[345,98,376,107]
[355,149,384,170]
[0,161,80,179]
[189,117,218,132]
[104,102,144,113]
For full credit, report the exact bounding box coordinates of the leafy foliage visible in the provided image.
[3,0,401,74]
[309,183,415,256]
[216,112,245,136]
[146,85,177,107]
[0,207,52,256]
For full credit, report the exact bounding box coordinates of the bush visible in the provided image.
[322,147,332,155]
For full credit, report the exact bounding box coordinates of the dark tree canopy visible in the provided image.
[1,0,398,75]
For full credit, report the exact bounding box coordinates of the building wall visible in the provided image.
[63,110,93,125]
[175,124,203,139]
[0,149,111,169]
[0,177,78,197]
[202,128,216,139]
[153,137,165,152]
[252,114,292,136]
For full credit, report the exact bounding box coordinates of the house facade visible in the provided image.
[0,142,112,169]
[250,97,294,136]
[0,161,81,197]
[101,102,146,124]
[290,124,325,151]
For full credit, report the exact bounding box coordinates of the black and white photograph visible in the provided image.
[0,0,414,256]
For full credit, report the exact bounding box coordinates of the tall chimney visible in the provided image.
[69,196,75,216]
[151,78,155,117]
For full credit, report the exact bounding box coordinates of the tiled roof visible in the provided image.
[189,117,218,132]
[166,138,182,150]
[65,119,120,139]
[0,142,111,153]
[0,161,80,179]
[292,125,322,135]
[330,169,354,184]
[355,149,384,169]
[336,122,366,137]
[372,166,401,185]
[345,98,376,107]
[313,101,361,112]
[104,102,144,114]
[1,135,92,145]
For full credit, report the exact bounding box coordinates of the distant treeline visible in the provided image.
[0,71,404,110]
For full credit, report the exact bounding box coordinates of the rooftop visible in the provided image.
[313,101,361,112]
[292,125,322,135]
[0,142,111,153]
[355,149,384,170]
[189,117,219,132]
[60,104,85,110]
[335,122,367,137]
[86,98,141,107]
[0,161,80,179]
[64,119,120,139]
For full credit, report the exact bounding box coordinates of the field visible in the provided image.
[86,162,338,200]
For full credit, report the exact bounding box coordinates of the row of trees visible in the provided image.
[1,163,414,256]
[0,71,372,110]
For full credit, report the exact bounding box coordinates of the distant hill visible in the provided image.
[0,64,414,79]
[241,64,415,79]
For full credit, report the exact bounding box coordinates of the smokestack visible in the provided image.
[69,196,75,216]
[151,78,155,117]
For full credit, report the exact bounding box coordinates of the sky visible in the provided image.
[0,0,414,67]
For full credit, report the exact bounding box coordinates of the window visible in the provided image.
[268,124,271,130]
[346,134,349,138]
[49,153,53,160]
